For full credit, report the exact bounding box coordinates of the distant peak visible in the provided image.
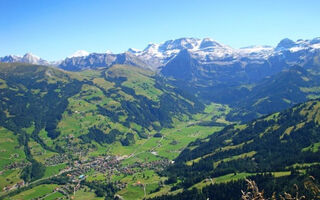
[23,52,40,59]
[199,38,222,49]
[159,37,201,51]
[127,48,141,53]
[276,38,296,50]
[202,37,214,42]
[145,43,158,48]
[143,43,159,52]
[68,50,90,58]
[105,50,113,54]
[310,37,320,44]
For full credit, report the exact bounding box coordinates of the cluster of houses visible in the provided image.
[1,150,173,196]
[5,160,29,170]
[129,159,172,172]
[54,183,75,197]
[71,155,172,181]
[45,154,69,166]
[74,155,121,174]
[60,155,171,193]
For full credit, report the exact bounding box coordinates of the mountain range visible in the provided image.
[0,53,51,66]
[1,37,320,122]
[2,37,320,88]
[2,37,320,72]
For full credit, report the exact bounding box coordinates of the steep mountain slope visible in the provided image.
[53,64,204,150]
[0,63,204,183]
[0,63,84,182]
[227,66,320,121]
[161,99,320,191]
[0,63,83,140]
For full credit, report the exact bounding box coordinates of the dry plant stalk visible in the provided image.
[241,177,319,200]
[241,179,265,200]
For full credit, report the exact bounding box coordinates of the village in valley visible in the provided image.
[1,148,172,199]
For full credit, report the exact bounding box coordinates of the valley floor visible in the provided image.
[0,103,229,200]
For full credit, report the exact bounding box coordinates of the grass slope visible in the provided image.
[160,99,320,194]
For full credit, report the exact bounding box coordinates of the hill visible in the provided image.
[149,99,320,199]
[227,66,320,121]
[0,63,204,184]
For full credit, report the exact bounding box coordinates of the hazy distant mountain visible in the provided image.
[0,53,50,65]
[58,52,152,71]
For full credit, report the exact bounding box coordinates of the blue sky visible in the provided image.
[1,0,319,61]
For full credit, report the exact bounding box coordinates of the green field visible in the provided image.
[72,188,104,200]
[43,191,64,200]
[0,99,228,200]
[6,184,59,200]
[0,169,23,192]
[190,171,291,191]
[0,127,26,170]
[28,138,57,164]
[43,163,67,178]
[0,127,26,192]
[191,172,255,190]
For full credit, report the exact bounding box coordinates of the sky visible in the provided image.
[1,0,320,61]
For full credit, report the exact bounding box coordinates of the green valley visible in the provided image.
[1,61,320,200]
[0,63,227,200]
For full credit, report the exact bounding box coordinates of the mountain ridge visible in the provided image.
[1,37,319,71]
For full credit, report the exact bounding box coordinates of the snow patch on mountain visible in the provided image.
[68,50,90,58]
[311,43,320,49]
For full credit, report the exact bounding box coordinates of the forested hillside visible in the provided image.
[149,99,320,199]
[0,63,204,185]
[228,66,320,121]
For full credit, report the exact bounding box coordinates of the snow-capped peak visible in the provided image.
[0,52,49,65]
[159,38,201,51]
[273,37,320,53]
[68,50,90,58]
[144,43,159,51]
[23,52,40,59]
[21,53,44,64]
[199,38,223,49]
[127,48,141,54]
